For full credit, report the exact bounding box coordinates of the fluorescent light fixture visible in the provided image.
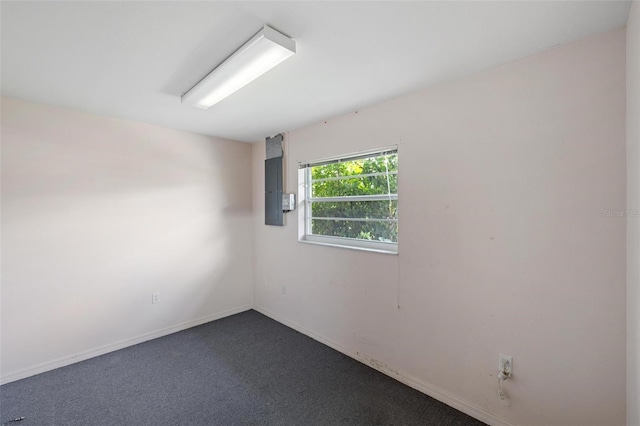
[182,25,296,109]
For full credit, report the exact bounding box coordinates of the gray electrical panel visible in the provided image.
[265,133,295,226]
[265,155,284,226]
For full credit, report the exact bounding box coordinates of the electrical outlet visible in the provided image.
[281,285,287,295]
[499,354,513,377]
[152,293,160,304]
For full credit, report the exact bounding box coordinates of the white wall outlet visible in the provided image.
[281,285,287,295]
[499,354,513,378]
[152,293,160,304]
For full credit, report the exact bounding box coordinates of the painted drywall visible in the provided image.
[252,29,627,426]
[628,2,640,425]
[0,98,253,383]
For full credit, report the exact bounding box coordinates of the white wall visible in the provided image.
[628,2,640,425]
[252,29,627,426]
[0,98,253,383]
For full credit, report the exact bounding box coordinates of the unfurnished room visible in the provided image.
[1,1,639,425]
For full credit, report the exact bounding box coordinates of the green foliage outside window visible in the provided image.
[310,152,398,243]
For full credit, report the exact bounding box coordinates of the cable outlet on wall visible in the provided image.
[499,354,513,378]
[152,292,160,304]
[281,285,287,295]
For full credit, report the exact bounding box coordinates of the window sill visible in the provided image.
[298,238,398,255]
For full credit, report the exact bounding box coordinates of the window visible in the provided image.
[298,147,398,253]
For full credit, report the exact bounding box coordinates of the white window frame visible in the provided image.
[298,147,398,254]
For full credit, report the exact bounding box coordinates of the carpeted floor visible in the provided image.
[0,310,486,425]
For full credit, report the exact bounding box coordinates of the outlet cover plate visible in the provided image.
[499,354,513,374]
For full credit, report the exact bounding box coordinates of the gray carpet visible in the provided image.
[1,310,485,425]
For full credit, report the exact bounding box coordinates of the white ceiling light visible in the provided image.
[181,25,296,109]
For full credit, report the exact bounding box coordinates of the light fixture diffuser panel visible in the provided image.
[182,25,296,109]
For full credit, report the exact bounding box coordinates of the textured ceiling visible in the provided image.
[0,1,632,142]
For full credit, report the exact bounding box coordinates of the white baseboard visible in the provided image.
[0,304,252,385]
[253,305,514,426]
